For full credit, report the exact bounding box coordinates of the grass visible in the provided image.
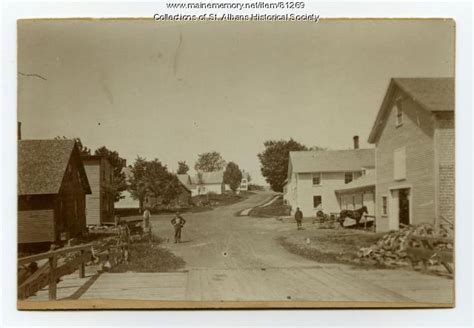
[278,228,386,268]
[110,237,186,273]
[248,197,290,218]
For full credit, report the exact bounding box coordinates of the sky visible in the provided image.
[17,19,454,185]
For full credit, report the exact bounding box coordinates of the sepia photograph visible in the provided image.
[15,17,456,310]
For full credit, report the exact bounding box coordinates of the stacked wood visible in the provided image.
[357,223,454,268]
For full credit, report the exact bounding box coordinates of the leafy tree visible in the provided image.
[129,156,148,211]
[144,159,182,206]
[177,161,190,174]
[129,157,183,210]
[309,145,327,151]
[194,151,226,172]
[257,139,308,192]
[94,146,127,201]
[224,162,243,192]
[55,136,91,156]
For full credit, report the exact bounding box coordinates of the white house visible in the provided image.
[284,139,375,217]
[182,171,225,197]
[238,170,250,191]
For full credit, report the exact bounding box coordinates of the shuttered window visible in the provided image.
[393,147,406,180]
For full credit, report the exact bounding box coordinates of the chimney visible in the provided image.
[353,135,359,149]
[18,122,22,140]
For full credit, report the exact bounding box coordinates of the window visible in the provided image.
[345,172,353,184]
[395,102,403,126]
[312,173,321,185]
[382,196,388,216]
[313,196,322,209]
[394,147,406,180]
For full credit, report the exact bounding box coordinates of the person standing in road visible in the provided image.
[142,207,152,242]
[295,207,303,230]
[171,211,186,243]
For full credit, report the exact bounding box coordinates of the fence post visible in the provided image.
[48,254,57,300]
[79,250,85,278]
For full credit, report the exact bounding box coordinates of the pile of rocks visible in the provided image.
[357,223,453,267]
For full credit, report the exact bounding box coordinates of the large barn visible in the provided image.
[18,140,91,245]
[368,78,454,231]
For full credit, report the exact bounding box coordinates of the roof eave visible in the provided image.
[368,79,397,144]
[335,184,375,193]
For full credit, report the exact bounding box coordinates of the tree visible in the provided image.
[144,159,182,206]
[224,162,243,192]
[194,151,226,172]
[257,139,308,192]
[55,136,91,156]
[177,161,190,174]
[309,145,327,151]
[129,156,148,211]
[129,157,183,210]
[94,146,127,201]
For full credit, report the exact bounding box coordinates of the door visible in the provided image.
[398,188,410,226]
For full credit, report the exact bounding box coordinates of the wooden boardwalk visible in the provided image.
[26,265,453,304]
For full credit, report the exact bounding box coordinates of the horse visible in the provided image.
[338,206,368,227]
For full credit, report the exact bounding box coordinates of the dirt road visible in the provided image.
[143,191,453,304]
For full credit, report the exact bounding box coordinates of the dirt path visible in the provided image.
[144,191,453,303]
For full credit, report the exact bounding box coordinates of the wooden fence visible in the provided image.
[18,244,94,300]
[18,241,129,300]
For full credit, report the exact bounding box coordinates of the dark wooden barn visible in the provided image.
[18,140,91,245]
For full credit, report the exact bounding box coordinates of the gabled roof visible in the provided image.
[18,139,91,196]
[289,148,375,173]
[335,172,375,193]
[368,78,454,143]
[176,174,193,192]
[190,171,224,185]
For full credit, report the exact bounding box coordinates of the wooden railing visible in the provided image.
[18,244,94,300]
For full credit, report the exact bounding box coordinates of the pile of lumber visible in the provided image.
[357,223,453,267]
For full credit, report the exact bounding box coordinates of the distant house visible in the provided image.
[189,171,225,196]
[284,139,375,217]
[82,155,114,225]
[18,140,91,244]
[368,78,454,231]
[238,170,250,192]
[114,167,139,210]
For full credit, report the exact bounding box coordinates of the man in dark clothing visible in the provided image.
[295,207,303,230]
[171,211,186,243]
